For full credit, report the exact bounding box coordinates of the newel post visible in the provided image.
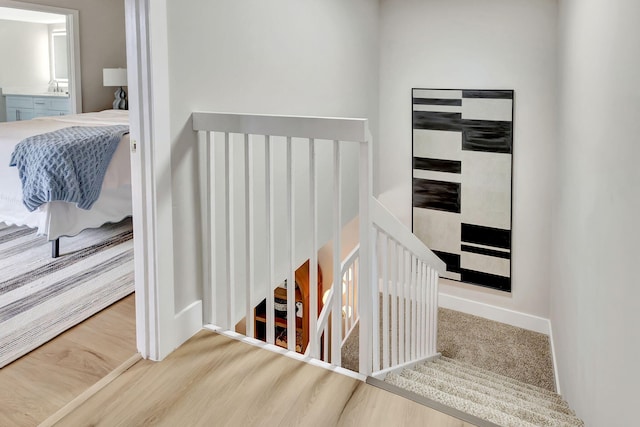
[358,127,373,376]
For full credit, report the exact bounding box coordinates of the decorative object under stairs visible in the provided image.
[380,356,584,427]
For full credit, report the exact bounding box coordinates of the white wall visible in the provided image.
[378,0,558,319]
[552,0,640,424]
[160,0,379,321]
[0,19,49,121]
[0,19,50,88]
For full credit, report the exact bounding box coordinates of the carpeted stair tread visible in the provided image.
[383,358,585,427]
[431,357,567,406]
[403,366,582,426]
[437,356,561,400]
[385,373,540,427]
[414,363,575,417]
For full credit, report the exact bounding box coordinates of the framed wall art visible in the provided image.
[412,88,513,292]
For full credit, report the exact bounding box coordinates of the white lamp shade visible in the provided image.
[103,68,127,87]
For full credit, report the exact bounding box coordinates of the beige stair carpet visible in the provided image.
[438,308,555,392]
[342,307,555,392]
[385,357,583,427]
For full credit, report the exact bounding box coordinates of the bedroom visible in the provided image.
[0,0,134,376]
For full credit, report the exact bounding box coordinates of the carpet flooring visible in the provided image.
[438,308,555,392]
[0,218,134,368]
[385,357,583,426]
[342,307,555,392]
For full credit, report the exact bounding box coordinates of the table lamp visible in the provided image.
[103,68,128,110]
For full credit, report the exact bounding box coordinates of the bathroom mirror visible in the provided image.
[51,30,68,81]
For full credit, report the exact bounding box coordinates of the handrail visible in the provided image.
[368,199,443,376]
[341,246,360,275]
[316,288,334,336]
[193,111,369,143]
[372,198,446,272]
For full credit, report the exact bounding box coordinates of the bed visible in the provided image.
[0,109,132,257]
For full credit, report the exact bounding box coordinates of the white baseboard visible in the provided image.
[438,292,550,335]
[438,292,561,392]
[547,321,562,395]
[204,325,366,381]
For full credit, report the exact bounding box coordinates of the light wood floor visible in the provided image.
[0,294,137,427]
[53,330,475,427]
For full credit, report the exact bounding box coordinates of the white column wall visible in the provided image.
[552,0,640,424]
[378,0,558,319]
[158,0,379,323]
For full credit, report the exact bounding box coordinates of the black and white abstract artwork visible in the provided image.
[412,88,513,292]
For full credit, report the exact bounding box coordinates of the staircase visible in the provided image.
[191,111,582,426]
[381,356,584,427]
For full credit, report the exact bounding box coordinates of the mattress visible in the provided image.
[0,110,132,240]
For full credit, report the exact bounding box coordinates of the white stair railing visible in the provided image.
[313,245,360,365]
[368,199,446,377]
[192,111,445,378]
[340,246,360,345]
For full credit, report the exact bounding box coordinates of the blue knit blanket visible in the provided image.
[9,125,129,212]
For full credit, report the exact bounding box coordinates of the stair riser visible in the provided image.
[438,357,558,397]
[382,359,585,427]
[403,367,582,425]
[386,374,540,427]
[419,363,571,413]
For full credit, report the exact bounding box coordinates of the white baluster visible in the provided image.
[224,132,234,329]
[420,262,425,359]
[411,257,419,360]
[433,270,439,355]
[398,246,405,364]
[323,326,329,362]
[391,239,398,367]
[309,138,319,359]
[371,229,379,372]
[286,137,295,351]
[381,232,389,369]
[405,250,411,361]
[358,137,372,376]
[245,134,254,338]
[332,140,342,366]
[425,265,431,356]
[202,131,214,324]
[265,136,275,344]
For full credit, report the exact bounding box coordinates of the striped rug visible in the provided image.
[0,218,134,368]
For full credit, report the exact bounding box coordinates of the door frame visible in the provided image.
[125,0,176,360]
[0,0,82,114]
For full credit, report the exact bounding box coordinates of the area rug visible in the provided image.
[0,218,134,368]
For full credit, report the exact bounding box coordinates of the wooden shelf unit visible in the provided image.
[254,260,322,354]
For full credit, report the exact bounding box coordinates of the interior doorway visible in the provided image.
[0,0,82,119]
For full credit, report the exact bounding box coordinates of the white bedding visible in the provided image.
[0,110,132,240]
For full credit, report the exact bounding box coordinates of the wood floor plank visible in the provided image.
[338,380,474,426]
[54,330,476,427]
[0,294,136,427]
